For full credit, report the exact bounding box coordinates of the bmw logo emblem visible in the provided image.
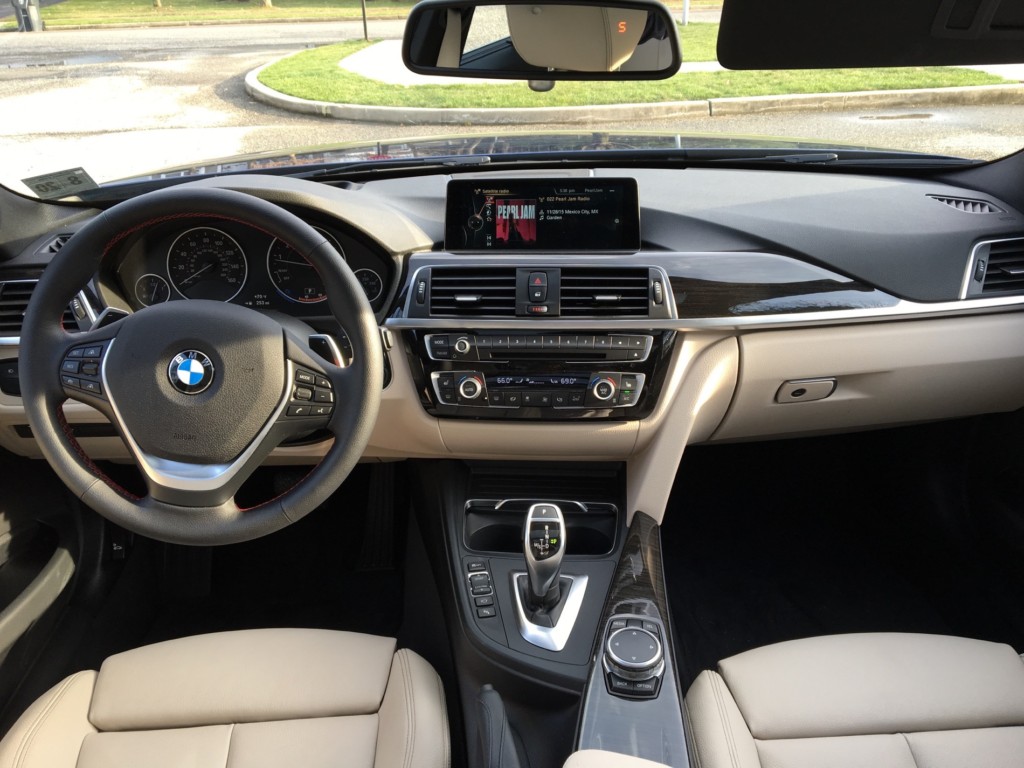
[168,350,214,395]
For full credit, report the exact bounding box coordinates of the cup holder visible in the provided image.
[465,500,617,555]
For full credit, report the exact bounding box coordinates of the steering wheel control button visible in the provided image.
[311,405,333,417]
[62,343,110,399]
[313,388,334,403]
[315,375,332,389]
[294,370,316,386]
[288,405,311,417]
[167,350,214,395]
[293,386,313,401]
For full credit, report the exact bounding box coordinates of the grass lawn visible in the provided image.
[258,35,1008,109]
[1,0,717,30]
[3,0,416,29]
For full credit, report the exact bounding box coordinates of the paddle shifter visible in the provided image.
[523,503,566,609]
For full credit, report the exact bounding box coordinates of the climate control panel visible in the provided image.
[431,370,646,410]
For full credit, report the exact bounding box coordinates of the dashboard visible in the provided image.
[2,163,1024,522]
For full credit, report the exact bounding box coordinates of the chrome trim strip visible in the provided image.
[388,292,1024,333]
[959,236,1024,300]
[511,572,588,653]
[100,340,292,493]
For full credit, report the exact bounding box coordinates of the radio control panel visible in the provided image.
[425,333,652,363]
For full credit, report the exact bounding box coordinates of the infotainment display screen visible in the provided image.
[445,178,640,252]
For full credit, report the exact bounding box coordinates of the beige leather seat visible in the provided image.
[684,633,1024,768]
[0,628,449,768]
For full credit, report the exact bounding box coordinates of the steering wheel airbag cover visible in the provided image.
[104,301,286,464]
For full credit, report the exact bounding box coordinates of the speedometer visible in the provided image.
[266,227,344,304]
[167,227,247,301]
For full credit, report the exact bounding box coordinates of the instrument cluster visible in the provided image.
[108,216,392,318]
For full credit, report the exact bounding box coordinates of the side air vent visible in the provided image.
[0,280,38,336]
[0,279,84,336]
[979,239,1024,295]
[429,267,517,317]
[560,267,651,317]
[929,195,1003,214]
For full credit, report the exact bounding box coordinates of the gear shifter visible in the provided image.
[523,503,566,609]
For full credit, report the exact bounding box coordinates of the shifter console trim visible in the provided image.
[511,572,589,652]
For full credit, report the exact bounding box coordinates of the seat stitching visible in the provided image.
[401,652,416,768]
[900,732,920,768]
[223,722,235,768]
[14,672,85,768]
[710,674,742,768]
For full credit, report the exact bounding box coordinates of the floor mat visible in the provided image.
[661,419,1024,690]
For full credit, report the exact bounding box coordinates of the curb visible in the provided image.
[246,57,1024,125]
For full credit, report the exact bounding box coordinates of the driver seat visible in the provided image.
[0,628,449,768]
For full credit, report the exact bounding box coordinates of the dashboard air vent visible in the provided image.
[42,234,73,253]
[429,267,517,317]
[559,267,651,317]
[0,279,83,336]
[980,239,1024,295]
[0,280,38,336]
[929,195,1002,214]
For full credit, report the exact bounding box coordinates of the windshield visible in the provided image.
[1,0,1022,199]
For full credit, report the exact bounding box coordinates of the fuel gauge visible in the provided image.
[134,274,171,307]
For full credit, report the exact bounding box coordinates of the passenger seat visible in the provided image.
[684,633,1024,768]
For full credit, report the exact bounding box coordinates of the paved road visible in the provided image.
[0,22,1021,191]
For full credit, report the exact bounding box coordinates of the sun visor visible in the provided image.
[506,5,648,71]
[717,0,1024,69]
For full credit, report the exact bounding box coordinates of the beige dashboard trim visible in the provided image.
[627,334,739,525]
[714,313,1024,442]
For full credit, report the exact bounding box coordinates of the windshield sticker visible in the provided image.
[22,168,99,200]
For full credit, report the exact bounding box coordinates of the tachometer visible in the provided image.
[167,227,247,301]
[266,227,343,304]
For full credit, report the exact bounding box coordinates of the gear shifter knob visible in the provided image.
[523,503,566,608]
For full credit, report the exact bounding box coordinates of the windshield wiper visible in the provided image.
[292,154,492,181]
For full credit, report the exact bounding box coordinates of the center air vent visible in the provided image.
[560,267,651,317]
[928,195,1003,214]
[429,267,517,317]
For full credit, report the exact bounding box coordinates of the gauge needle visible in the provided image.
[180,262,215,285]
[274,259,315,267]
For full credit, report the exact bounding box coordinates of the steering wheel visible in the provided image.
[19,187,382,546]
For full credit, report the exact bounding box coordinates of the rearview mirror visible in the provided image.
[402,0,682,80]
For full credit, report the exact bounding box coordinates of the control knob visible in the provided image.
[591,376,617,402]
[458,375,485,400]
[605,627,663,681]
[453,337,472,355]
